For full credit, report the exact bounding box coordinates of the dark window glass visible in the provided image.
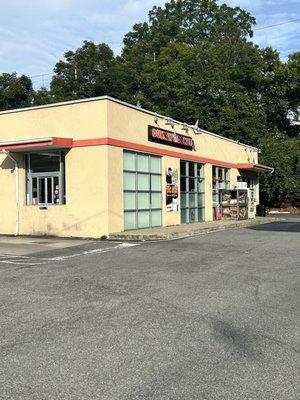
[47,178,53,204]
[180,176,186,192]
[189,178,195,192]
[25,154,29,170]
[218,168,223,181]
[39,178,46,204]
[180,161,186,176]
[30,152,60,173]
[213,166,217,179]
[189,162,195,177]
[32,177,38,203]
[197,164,202,178]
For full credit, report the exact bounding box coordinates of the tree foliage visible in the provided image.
[50,41,133,102]
[0,73,33,110]
[259,134,300,206]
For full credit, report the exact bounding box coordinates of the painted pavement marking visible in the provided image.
[0,243,139,266]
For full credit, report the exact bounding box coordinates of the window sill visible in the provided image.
[25,204,66,208]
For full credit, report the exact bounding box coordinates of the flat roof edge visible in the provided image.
[0,95,258,151]
[0,96,109,116]
[0,137,53,146]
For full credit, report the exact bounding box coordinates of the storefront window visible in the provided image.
[25,152,65,205]
[180,160,205,223]
[123,151,162,230]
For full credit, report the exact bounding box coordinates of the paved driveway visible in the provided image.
[0,218,299,400]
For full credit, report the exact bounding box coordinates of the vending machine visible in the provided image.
[237,180,256,219]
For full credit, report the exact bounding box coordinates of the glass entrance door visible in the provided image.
[180,160,205,223]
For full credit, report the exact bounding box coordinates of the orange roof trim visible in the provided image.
[237,163,274,173]
[0,137,73,152]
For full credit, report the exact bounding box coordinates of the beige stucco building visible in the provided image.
[0,96,273,238]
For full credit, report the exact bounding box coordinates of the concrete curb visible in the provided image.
[109,217,280,242]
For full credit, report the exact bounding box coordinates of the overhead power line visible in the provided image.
[29,72,53,79]
[254,19,300,31]
[23,19,300,85]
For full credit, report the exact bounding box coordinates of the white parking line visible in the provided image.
[0,243,139,266]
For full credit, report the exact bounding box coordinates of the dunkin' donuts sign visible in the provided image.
[148,126,195,151]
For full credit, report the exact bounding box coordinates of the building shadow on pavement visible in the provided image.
[247,220,300,233]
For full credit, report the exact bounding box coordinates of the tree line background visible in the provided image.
[1,0,299,207]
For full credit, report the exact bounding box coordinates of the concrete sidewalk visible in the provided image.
[109,217,279,241]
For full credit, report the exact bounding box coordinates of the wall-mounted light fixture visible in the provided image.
[192,120,202,135]
[181,123,189,133]
[165,117,175,129]
[193,127,202,134]
[154,114,162,124]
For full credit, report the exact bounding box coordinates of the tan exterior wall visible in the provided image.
[0,147,109,238]
[230,169,239,190]
[0,153,18,234]
[0,101,108,141]
[107,146,124,234]
[106,100,258,166]
[0,100,110,238]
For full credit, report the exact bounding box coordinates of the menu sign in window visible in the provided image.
[166,167,179,212]
[148,126,195,151]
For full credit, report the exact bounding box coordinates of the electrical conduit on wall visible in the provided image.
[2,151,20,236]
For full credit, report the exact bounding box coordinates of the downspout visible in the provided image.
[2,151,20,236]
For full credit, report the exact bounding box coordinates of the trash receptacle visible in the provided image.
[256,204,266,217]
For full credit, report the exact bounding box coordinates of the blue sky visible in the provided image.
[0,0,299,88]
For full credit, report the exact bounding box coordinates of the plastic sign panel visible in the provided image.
[148,126,195,151]
[166,167,179,212]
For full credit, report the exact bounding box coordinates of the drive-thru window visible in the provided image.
[25,152,65,206]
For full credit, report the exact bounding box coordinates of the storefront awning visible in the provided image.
[0,137,73,152]
[237,163,274,173]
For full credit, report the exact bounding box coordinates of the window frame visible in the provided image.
[123,151,162,230]
[25,151,66,206]
[180,160,205,224]
[212,166,230,204]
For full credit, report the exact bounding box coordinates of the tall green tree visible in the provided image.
[286,51,300,134]
[138,40,268,144]
[0,73,34,111]
[259,134,300,206]
[50,41,133,102]
[33,87,54,106]
[122,0,256,101]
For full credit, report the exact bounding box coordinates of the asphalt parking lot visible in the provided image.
[0,218,299,400]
